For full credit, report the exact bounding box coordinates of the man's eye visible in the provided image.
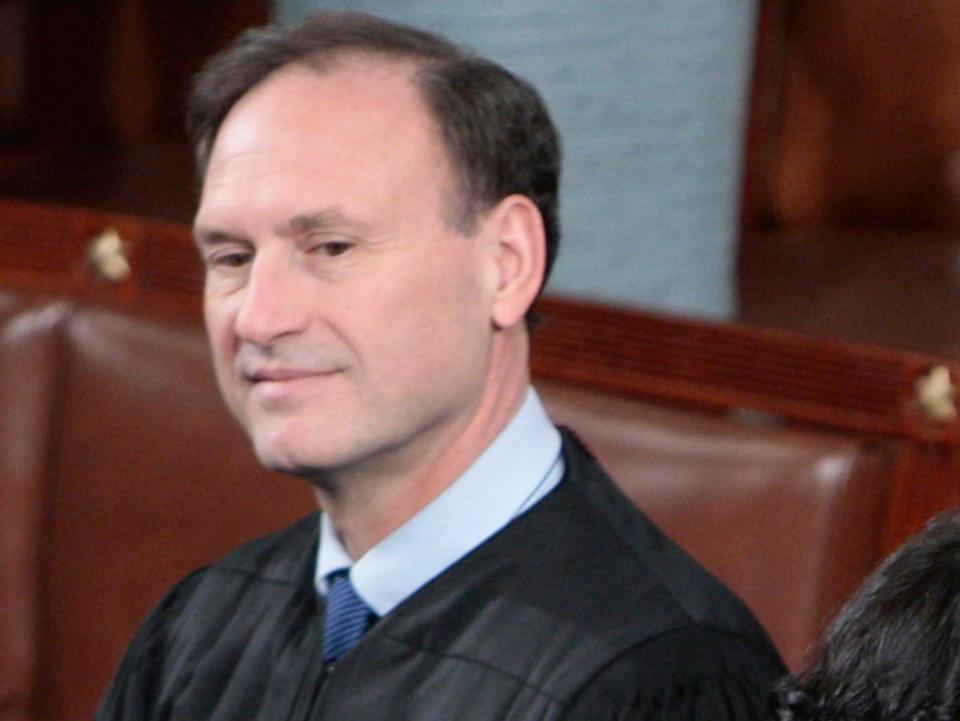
[208,252,251,268]
[312,241,353,257]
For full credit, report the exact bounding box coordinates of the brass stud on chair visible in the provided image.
[915,365,957,424]
[87,227,132,283]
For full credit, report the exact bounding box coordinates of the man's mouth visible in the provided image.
[245,367,329,383]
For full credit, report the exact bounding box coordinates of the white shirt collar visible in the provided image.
[316,386,564,616]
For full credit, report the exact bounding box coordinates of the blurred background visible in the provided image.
[4,0,960,355]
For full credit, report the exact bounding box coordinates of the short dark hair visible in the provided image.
[774,509,960,721]
[187,11,561,313]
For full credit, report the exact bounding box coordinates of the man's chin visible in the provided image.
[254,446,323,477]
[251,435,353,480]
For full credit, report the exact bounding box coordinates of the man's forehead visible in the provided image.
[231,53,424,123]
[195,50,463,237]
[203,55,440,177]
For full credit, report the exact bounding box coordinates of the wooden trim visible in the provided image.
[0,197,202,315]
[532,296,959,444]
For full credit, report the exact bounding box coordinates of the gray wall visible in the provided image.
[275,1,757,320]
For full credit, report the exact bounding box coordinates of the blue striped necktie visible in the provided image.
[322,571,375,664]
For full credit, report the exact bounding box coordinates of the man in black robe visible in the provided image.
[97,11,784,720]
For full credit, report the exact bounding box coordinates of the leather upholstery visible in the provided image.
[0,295,71,721]
[0,291,314,721]
[541,380,892,670]
[0,290,895,721]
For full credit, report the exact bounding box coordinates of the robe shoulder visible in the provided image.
[560,625,783,720]
[96,514,320,721]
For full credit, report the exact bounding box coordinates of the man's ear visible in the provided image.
[484,194,547,330]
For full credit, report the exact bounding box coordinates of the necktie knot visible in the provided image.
[322,571,375,665]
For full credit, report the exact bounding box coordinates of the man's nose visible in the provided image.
[233,253,309,346]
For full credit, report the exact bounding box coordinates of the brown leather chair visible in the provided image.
[0,290,895,721]
[0,291,315,721]
[1,294,72,721]
[541,379,893,672]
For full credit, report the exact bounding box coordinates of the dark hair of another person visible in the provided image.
[775,509,960,721]
[187,11,562,316]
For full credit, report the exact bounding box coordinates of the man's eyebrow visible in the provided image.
[192,228,247,249]
[192,209,367,248]
[275,209,366,237]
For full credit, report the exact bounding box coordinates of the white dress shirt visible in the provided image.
[315,386,564,616]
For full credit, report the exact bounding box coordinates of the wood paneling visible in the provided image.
[0,0,270,224]
[744,0,960,232]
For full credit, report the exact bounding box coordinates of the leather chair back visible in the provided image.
[541,379,893,670]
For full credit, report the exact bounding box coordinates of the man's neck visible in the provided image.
[314,336,530,560]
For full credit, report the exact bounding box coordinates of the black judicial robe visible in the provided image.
[97,432,784,720]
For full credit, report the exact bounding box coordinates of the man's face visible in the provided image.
[194,58,499,477]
